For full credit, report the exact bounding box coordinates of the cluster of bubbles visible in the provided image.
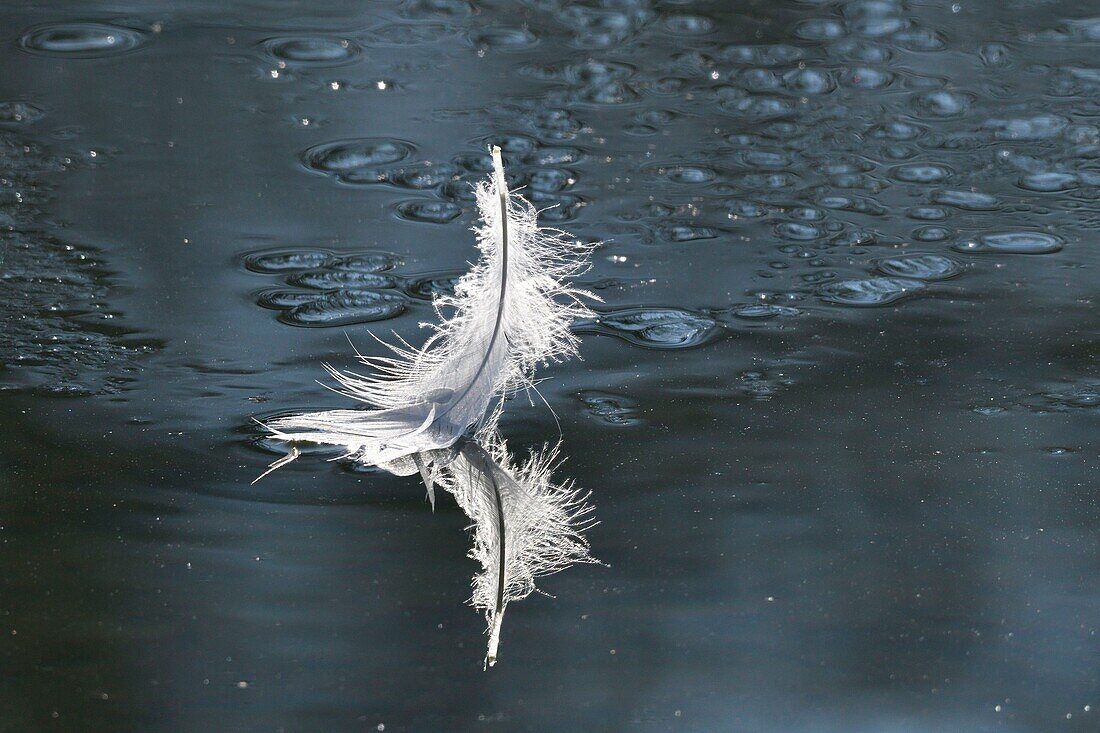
[301,131,587,223]
[527,0,1092,346]
[221,0,1097,356]
[243,247,472,327]
[0,124,157,395]
[15,1,1095,366]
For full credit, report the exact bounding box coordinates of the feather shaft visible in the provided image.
[430,146,510,431]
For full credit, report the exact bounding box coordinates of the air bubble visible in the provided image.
[818,277,926,306]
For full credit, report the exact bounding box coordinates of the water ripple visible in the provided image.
[18,22,148,58]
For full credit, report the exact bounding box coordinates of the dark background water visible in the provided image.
[1,0,1097,731]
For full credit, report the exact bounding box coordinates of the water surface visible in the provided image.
[1,1,1097,731]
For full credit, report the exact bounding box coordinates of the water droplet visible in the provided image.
[869,121,924,141]
[390,162,462,189]
[830,39,892,63]
[741,45,806,67]
[832,230,877,247]
[526,108,583,141]
[526,168,575,192]
[851,16,906,38]
[256,289,327,309]
[259,36,361,66]
[278,290,406,327]
[18,22,148,58]
[529,190,584,222]
[401,0,473,19]
[1017,172,1078,192]
[932,189,999,210]
[721,198,764,219]
[731,304,800,319]
[574,308,720,349]
[794,19,847,41]
[0,101,44,126]
[577,391,641,425]
[662,14,714,35]
[440,178,479,203]
[978,43,1010,67]
[480,133,538,155]
[243,249,334,273]
[452,152,492,173]
[469,27,538,50]
[287,271,396,290]
[892,28,947,51]
[890,163,954,183]
[955,232,1063,254]
[402,272,463,300]
[740,149,790,169]
[331,253,399,272]
[396,199,462,223]
[907,206,948,221]
[775,221,825,240]
[839,66,894,89]
[818,196,885,216]
[302,139,414,174]
[876,254,962,280]
[660,225,718,242]
[571,80,640,105]
[721,95,798,118]
[983,114,1067,140]
[913,226,951,242]
[1042,384,1099,409]
[783,68,835,95]
[789,207,826,222]
[665,165,716,183]
[911,90,973,118]
[522,146,583,166]
[818,277,926,306]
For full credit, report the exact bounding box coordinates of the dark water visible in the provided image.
[1,0,1098,730]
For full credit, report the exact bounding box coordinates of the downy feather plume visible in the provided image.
[257,146,598,668]
[435,432,597,668]
[259,146,596,494]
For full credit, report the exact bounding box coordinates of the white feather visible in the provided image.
[437,433,597,668]
[257,147,600,668]
[263,146,596,470]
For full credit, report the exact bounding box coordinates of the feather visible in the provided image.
[262,146,596,475]
[437,432,597,668]
[256,146,600,668]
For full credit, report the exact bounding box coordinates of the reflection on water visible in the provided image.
[1,0,1098,730]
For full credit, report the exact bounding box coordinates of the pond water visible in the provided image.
[1,0,1097,730]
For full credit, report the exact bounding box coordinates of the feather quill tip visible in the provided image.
[485,608,504,669]
[251,445,300,485]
